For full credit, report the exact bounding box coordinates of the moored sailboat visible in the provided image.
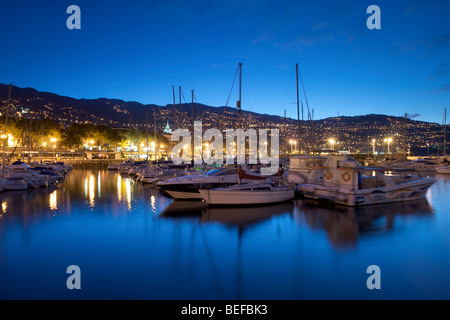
[199,165,294,206]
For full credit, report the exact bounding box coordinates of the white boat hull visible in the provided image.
[3,181,28,191]
[165,190,204,200]
[436,166,450,174]
[298,178,434,206]
[199,188,294,205]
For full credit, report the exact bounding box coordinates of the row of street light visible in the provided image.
[287,137,395,154]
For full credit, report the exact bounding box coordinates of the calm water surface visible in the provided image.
[1,169,449,299]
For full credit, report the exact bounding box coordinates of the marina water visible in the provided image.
[1,169,449,299]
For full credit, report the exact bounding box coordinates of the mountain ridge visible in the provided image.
[0,83,436,130]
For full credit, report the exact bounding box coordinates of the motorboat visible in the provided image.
[436,166,450,174]
[158,166,271,200]
[139,168,184,185]
[411,158,438,171]
[107,159,134,173]
[199,183,294,206]
[3,161,49,187]
[2,177,29,191]
[293,155,436,206]
[287,155,329,185]
[127,161,150,176]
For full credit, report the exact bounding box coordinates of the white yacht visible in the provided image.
[291,155,436,206]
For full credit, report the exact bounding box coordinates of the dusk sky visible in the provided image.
[1,0,449,123]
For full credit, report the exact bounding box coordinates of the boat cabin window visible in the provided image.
[359,172,387,189]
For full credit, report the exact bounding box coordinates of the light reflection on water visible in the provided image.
[0,169,449,299]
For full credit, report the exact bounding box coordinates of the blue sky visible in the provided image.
[0,0,449,123]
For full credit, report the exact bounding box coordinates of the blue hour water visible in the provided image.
[0,169,449,299]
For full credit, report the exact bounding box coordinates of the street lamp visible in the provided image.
[372,139,376,155]
[328,138,335,151]
[384,137,392,156]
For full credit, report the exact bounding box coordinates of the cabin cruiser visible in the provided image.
[287,155,328,185]
[436,165,450,174]
[2,177,29,190]
[138,168,185,185]
[158,166,271,200]
[291,155,435,206]
[411,158,438,171]
[2,161,49,187]
[123,161,150,176]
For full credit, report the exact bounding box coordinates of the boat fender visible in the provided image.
[342,172,351,182]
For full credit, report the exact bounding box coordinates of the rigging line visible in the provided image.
[181,88,194,127]
[280,67,295,116]
[221,67,239,131]
[298,68,316,146]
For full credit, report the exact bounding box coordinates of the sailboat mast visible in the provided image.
[296,63,301,154]
[172,85,178,129]
[2,84,12,166]
[179,86,182,126]
[41,119,44,164]
[238,62,242,129]
[191,90,194,162]
[403,113,407,159]
[153,109,157,160]
[129,113,132,158]
[146,108,149,160]
[444,108,447,157]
